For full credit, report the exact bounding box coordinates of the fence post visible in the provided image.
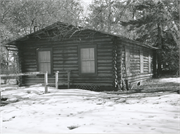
[67,70,71,89]
[55,71,59,89]
[44,72,48,93]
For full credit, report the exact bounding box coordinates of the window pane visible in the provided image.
[45,51,50,61]
[44,63,51,73]
[89,61,95,72]
[39,63,45,72]
[81,61,95,73]
[81,61,89,73]
[38,51,50,62]
[39,63,51,73]
[89,48,94,60]
[81,48,89,60]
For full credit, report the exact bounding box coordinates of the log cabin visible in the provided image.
[5,22,158,91]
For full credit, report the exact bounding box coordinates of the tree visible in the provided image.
[0,0,83,44]
[84,0,136,38]
[0,0,14,74]
[121,0,179,76]
[0,0,84,78]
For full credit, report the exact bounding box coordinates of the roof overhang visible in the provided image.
[4,21,159,50]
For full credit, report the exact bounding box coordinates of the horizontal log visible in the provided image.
[23,65,37,69]
[52,46,77,50]
[23,53,36,56]
[53,61,64,64]
[23,62,37,66]
[54,67,78,70]
[97,53,113,56]
[97,63,113,67]
[97,56,112,60]
[71,81,113,84]
[72,83,112,86]
[97,60,112,63]
[24,77,113,82]
[59,61,78,64]
[53,65,78,68]
[98,45,113,49]
[53,49,77,53]
[22,56,36,59]
[125,74,153,83]
[53,56,78,60]
[97,67,113,70]
[98,49,113,52]
[0,72,43,77]
[97,73,113,77]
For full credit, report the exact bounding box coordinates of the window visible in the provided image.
[37,48,52,74]
[140,50,144,73]
[79,46,96,74]
[148,54,152,73]
[125,46,130,76]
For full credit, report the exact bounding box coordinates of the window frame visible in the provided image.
[78,45,97,76]
[36,48,53,75]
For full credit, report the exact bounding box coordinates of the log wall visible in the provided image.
[117,38,153,87]
[15,29,155,90]
[18,30,115,88]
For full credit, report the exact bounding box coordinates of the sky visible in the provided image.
[81,0,93,14]
[81,0,93,6]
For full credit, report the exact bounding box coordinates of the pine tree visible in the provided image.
[121,0,179,76]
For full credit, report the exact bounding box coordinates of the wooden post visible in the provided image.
[67,70,71,89]
[44,72,48,93]
[55,71,59,89]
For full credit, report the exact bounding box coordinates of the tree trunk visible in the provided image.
[107,0,111,33]
[157,23,163,76]
[100,5,103,30]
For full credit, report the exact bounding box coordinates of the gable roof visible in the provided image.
[4,21,158,49]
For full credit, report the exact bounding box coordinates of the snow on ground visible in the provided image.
[1,78,180,134]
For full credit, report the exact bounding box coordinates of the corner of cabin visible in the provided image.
[116,37,155,90]
[4,23,157,91]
